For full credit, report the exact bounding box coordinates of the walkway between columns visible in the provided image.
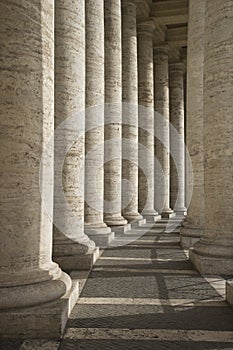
[3,224,233,349]
[59,224,233,350]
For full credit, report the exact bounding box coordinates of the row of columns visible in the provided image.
[0,0,187,337]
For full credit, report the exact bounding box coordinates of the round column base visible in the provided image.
[0,264,71,310]
[190,239,233,275]
[84,222,114,247]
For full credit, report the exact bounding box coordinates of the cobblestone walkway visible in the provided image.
[59,222,233,350]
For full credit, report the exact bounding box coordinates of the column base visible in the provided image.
[189,241,233,275]
[0,280,79,339]
[226,280,233,306]
[53,246,99,271]
[87,232,115,247]
[123,212,142,222]
[142,210,161,223]
[174,207,187,217]
[85,223,114,247]
[111,223,132,235]
[131,218,147,228]
[180,220,204,249]
[161,209,176,219]
[122,212,146,227]
[53,228,98,271]
[180,235,201,249]
[104,215,128,227]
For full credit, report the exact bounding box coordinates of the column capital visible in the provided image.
[137,19,155,37]
[169,62,185,74]
[122,0,137,7]
[153,44,170,58]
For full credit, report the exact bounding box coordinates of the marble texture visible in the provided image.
[180,0,205,249]
[169,62,187,217]
[85,0,113,247]
[190,0,233,274]
[53,0,97,270]
[137,21,159,222]
[122,0,143,224]
[0,0,75,338]
[104,0,128,229]
[154,46,175,219]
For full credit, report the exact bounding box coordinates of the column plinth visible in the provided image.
[154,45,175,219]
[138,22,161,222]
[169,62,187,218]
[0,0,77,338]
[180,0,205,248]
[190,0,233,275]
[85,0,114,247]
[121,0,144,226]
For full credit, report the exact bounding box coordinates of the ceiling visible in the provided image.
[136,0,188,61]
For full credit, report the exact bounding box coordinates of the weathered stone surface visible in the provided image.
[138,21,159,221]
[226,281,233,307]
[104,0,128,230]
[122,0,143,224]
[85,0,113,247]
[180,0,205,248]
[0,0,75,338]
[190,0,233,274]
[53,0,97,270]
[0,280,79,339]
[154,46,174,218]
[169,62,187,217]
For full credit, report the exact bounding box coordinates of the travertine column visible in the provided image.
[138,22,160,222]
[122,0,143,224]
[53,0,97,270]
[180,0,205,248]
[190,0,233,275]
[0,0,74,338]
[169,62,187,217]
[85,0,113,246]
[154,46,175,218]
[104,0,129,233]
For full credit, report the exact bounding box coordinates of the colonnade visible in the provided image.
[1,0,233,339]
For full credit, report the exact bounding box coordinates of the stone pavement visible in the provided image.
[1,222,233,349]
[59,222,233,350]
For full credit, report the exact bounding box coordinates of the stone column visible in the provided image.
[0,0,76,338]
[154,46,175,219]
[180,0,205,248]
[169,62,187,217]
[85,0,113,246]
[190,0,233,275]
[138,21,160,222]
[53,0,97,271]
[122,0,143,225]
[104,0,129,234]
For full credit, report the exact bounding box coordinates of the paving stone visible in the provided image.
[59,225,233,350]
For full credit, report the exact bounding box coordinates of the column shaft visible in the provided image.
[190,0,233,275]
[122,0,143,224]
[104,0,128,232]
[53,0,97,270]
[154,46,175,218]
[169,62,187,217]
[180,0,205,248]
[138,22,160,222]
[85,0,113,246]
[0,0,74,338]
